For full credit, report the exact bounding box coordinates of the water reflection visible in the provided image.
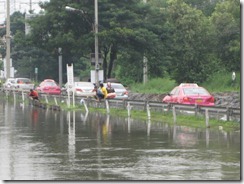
[67,111,76,161]
[0,101,240,180]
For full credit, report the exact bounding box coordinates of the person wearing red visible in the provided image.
[29,89,39,101]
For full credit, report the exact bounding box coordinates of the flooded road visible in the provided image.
[0,101,240,180]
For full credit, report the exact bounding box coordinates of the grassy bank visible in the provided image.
[129,71,240,94]
[72,105,239,132]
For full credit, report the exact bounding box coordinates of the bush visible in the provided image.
[201,71,240,92]
[129,78,176,94]
[128,71,240,94]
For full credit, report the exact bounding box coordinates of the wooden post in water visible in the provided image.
[226,107,230,121]
[147,119,151,137]
[13,91,16,103]
[147,103,151,120]
[127,102,132,117]
[54,97,58,105]
[80,99,89,113]
[45,95,48,104]
[205,109,210,128]
[172,106,176,123]
[194,104,198,117]
[105,100,110,114]
[22,91,25,102]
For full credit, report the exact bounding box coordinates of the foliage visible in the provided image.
[201,70,240,92]
[128,71,240,94]
[130,77,176,94]
[165,0,220,84]
[210,0,240,72]
[4,0,240,87]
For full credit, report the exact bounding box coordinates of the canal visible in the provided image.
[0,100,240,180]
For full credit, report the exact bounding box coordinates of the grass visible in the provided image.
[130,77,177,94]
[201,71,240,92]
[128,71,240,94]
[75,105,240,132]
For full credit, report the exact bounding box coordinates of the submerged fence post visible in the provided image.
[80,98,89,113]
[105,100,110,114]
[147,103,151,120]
[22,91,25,102]
[45,95,48,104]
[127,102,132,117]
[5,90,9,98]
[54,97,58,106]
[13,91,16,103]
[205,109,210,128]
[194,104,198,117]
[172,106,176,123]
[226,107,230,121]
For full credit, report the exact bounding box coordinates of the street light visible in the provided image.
[65,6,84,13]
[6,0,10,78]
[65,1,99,87]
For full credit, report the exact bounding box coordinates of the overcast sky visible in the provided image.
[0,0,49,24]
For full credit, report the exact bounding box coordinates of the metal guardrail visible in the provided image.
[1,88,240,122]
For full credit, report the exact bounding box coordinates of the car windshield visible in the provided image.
[17,78,31,84]
[111,84,125,89]
[8,79,15,83]
[183,87,209,95]
[44,81,57,86]
[75,82,93,87]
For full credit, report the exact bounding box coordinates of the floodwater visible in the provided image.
[0,101,240,180]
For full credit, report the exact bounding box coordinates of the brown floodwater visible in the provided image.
[0,101,240,180]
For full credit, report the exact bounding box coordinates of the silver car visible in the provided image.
[63,82,96,97]
[104,82,128,99]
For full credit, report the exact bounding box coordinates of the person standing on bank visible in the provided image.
[96,83,107,101]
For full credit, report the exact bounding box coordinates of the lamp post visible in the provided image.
[58,47,62,87]
[6,0,10,78]
[94,0,99,87]
[65,1,99,87]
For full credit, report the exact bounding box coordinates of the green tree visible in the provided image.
[165,0,218,84]
[210,0,240,72]
[27,0,166,83]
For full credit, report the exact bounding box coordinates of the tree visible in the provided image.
[210,0,240,72]
[26,0,166,83]
[165,0,218,84]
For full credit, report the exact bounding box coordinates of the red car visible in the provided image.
[36,79,61,95]
[162,83,215,106]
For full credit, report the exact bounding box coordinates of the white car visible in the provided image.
[3,78,15,89]
[11,78,35,91]
[104,82,128,99]
[63,82,96,97]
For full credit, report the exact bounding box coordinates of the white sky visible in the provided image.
[0,0,49,24]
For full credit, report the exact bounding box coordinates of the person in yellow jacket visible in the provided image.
[96,83,107,101]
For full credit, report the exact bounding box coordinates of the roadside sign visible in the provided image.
[35,67,38,74]
[90,70,104,84]
[66,64,75,107]
[67,64,74,89]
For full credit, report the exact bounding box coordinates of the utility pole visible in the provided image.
[58,47,62,87]
[94,0,99,87]
[143,56,148,84]
[30,0,32,12]
[6,0,10,78]
[143,0,148,84]
[65,3,100,86]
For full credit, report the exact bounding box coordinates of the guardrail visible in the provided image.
[1,88,240,124]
